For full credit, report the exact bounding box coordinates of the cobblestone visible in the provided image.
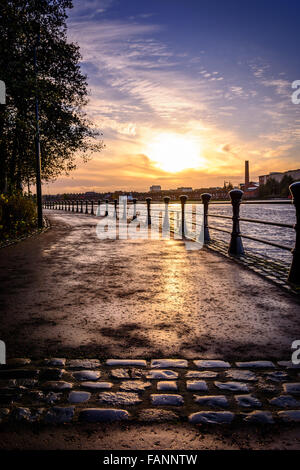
[151,359,187,369]
[283,383,300,395]
[1,357,300,426]
[72,370,101,381]
[151,394,184,406]
[189,411,234,424]
[278,410,300,423]
[68,391,91,403]
[236,361,275,369]
[186,380,208,391]
[106,359,147,367]
[235,394,262,408]
[44,406,75,424]
[147,370,178,380]
[157,381,178,391]
[193,395,228,408]
[243,410,274,424]
[225,370,257,382]
[81,381,113,390]
[269,395,300,408]
[98,392,142,406]
[194,360,230,369]
[215,381,249,392]
[79,408,129,422]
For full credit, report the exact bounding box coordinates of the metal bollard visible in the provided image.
[146,197,152,226]
[105,199,109,217]
[96,200,101,217]
[114,199,118,218]
[201,193,212,243]
[132,198,137,220]
[162,196,170,234]
[85,200,88,214]
[180,195,188,239]
[288,182,300,285]
[228,189,244,256]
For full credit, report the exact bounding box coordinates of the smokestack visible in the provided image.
[245,160,249,186]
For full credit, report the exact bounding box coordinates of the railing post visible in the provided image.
[80,200,83,213]
[68,200,71,211]
[114,199,118,219]
[201,193,212,243]
[105,199,109,217]
[162,196,170,234]
[72,200,74,212]
[84,200,88,214]
[76,200,79,213]
[228,189,244,256]
[96,200,101,217]
[146,197,152,226]
[288,182,300,286]
[91,200,94,215]
[179,195,188,238]
[132,198,137,220]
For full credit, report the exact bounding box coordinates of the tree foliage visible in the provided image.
[0,0,103,193]
[259,175,294,198]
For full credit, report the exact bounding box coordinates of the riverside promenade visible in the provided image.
[1,210,300,449]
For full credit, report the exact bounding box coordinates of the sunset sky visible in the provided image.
[45,0,300,194]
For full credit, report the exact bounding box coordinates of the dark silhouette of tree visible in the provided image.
[0,0,103,193]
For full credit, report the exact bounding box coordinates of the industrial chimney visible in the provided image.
[245,160,249,186]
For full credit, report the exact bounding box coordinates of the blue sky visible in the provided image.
[47,0,300,193]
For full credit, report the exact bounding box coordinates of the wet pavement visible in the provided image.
[0,210,299,360]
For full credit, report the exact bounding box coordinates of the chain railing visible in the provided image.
[43,181,300,286]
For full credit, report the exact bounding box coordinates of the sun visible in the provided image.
[146,133,204,172]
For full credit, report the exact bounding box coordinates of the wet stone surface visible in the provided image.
[151,394,184,406]
[157,381,178,391]
[119,381,151,392]
[225,370,257,382]
[269,395,300,408]
[1,357,300,426]
[236,361,275,369]
[79,408,129,423]
[243,411,274,424]
[235,394,262,408]
[193,395,228,408]
[98,392,142,406]
[72,370,101,382]
[215,381,249,392]
[186,380,208,391]
[194,360,231,369]
[189,411,234,424]
[283,383,300,395]
[68,391,91,403]
[147,370,178,380]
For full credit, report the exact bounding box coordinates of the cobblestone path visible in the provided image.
[1,358,300,425]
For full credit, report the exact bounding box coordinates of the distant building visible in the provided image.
[259,169,300,186]
[177,187,193,192]
[150,185,161,191]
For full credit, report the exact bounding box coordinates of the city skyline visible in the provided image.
[45,0,300,194]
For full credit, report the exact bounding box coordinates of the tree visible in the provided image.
[0,0,103,193]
